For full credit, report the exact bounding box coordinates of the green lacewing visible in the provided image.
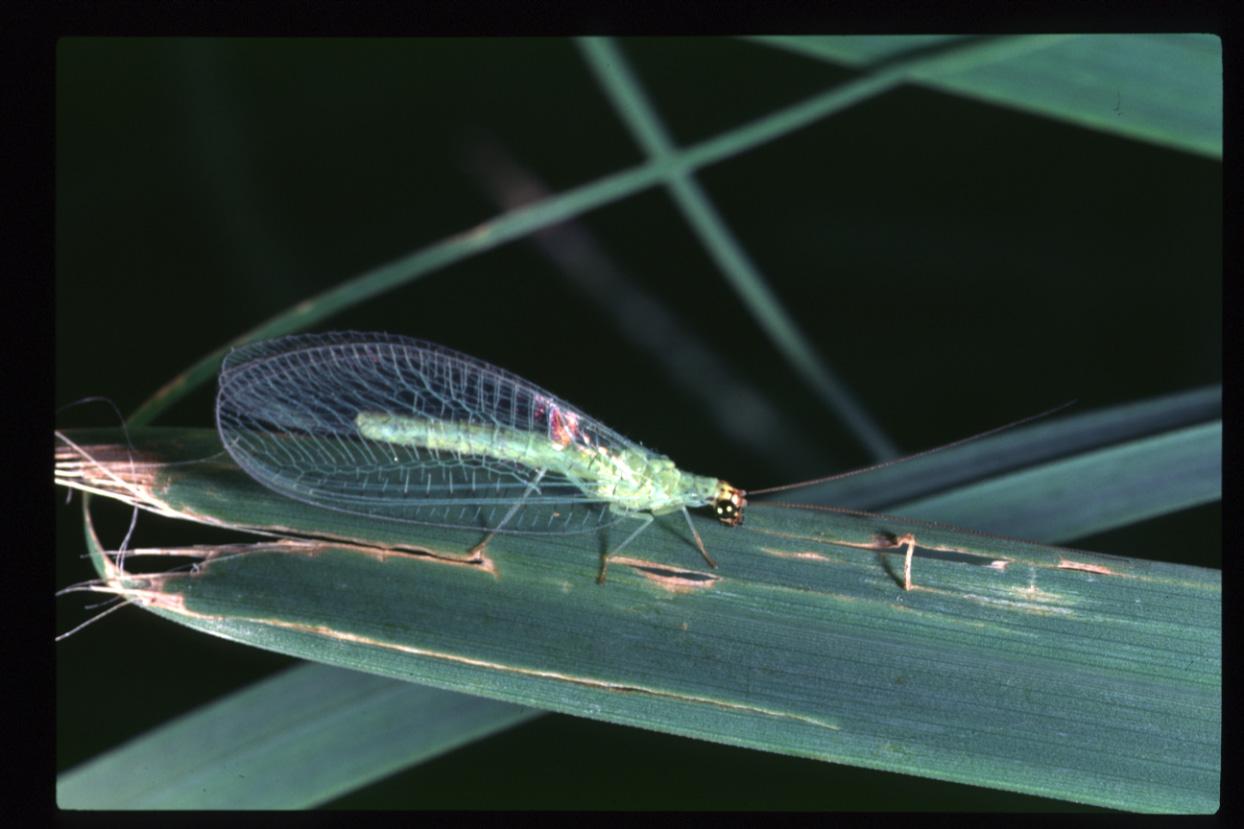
[215,331,747,581]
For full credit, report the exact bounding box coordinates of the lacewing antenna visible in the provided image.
[748,400,1076,497]
[747,400,1076,590]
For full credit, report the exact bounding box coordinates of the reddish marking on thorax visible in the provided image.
[550,406,584,448]
[536,395,587,449]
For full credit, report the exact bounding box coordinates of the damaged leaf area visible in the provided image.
[56,428,1220,812]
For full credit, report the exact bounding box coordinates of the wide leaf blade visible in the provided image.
[55,426,1220,812]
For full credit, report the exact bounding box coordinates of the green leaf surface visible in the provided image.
[751,35,1222,158]
[57,663,537,809]
[55,424,1220,812]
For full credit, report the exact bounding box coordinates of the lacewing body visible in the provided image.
[215,332,746,577]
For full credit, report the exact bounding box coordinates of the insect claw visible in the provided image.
[696,537,718,569]
[468,535,492,558]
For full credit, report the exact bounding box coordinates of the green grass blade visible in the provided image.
[124,161,667,426]
[57,390,1218,808]
[55,428,1220,812]
[751,35,1222,158]
[893,421,1220,542]
[57,663,537,809]
[788,385,1221,515]
[579,37,896,460]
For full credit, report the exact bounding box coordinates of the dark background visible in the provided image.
[55,38,1220,809]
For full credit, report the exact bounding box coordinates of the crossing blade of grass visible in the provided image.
[465,140,828,475]
[126,37,1083,431]
[579,37,896,460]
[55,425,1219,812]
[57,663,538,809]
[751,35,1222,159]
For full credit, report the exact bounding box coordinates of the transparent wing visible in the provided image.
[216,331,650,534]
